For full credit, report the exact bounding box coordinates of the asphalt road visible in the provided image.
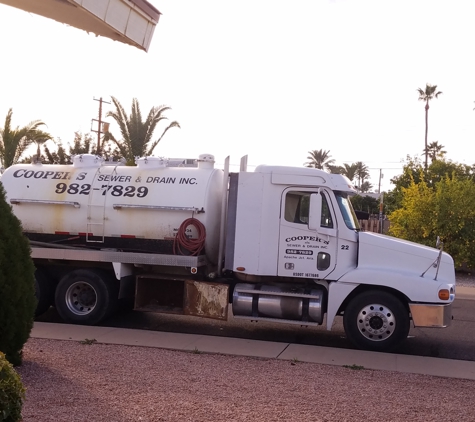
[36,294,475,361]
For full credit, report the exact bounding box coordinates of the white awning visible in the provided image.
[0,0,160,52]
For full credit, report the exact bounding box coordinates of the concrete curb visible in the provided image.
[30,322,475,381]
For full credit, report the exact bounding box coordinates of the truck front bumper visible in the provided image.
[409,303,452,328]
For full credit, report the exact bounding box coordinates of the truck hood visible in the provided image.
[357,232,455,283]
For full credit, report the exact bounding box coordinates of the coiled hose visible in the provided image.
[173,218,207,256]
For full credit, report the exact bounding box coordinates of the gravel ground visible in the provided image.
[16,338,475,422]
[15,272,475,422]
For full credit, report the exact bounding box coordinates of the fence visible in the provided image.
[358,218,390,234]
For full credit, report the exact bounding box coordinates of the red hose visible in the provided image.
[173,218,207,256]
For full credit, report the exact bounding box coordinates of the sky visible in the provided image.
[1,0,475,192]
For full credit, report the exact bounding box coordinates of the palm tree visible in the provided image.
[341,163,358,182]
[354,161,370,191]
[417,84,442,170]
[327,164,344,174]
[0,108,49,168]
[423,141,446,163]
[29,129,53,160]
[304,149,335,171]
[359,181,373,193]
[102,97,180,165]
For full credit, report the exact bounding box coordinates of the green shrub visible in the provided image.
[389,175,475,268]
[0,352,25,422]
[0,183,36,366]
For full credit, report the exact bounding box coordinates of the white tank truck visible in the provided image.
[0,153,455,351]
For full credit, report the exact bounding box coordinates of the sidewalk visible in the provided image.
[31,318,475,381]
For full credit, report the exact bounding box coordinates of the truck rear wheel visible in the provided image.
[55,269,118,325]
[34,269,55,317]
[343,290,410,352]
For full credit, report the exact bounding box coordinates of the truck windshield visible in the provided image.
[334,191,360,230]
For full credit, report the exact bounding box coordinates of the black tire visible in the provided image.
[343,290,410,352]
[117,275,136,313]
[34,269,55,317]
[55,269,119,325]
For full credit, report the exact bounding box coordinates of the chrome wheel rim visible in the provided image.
[356,303,396,341]
[65,281,97,316]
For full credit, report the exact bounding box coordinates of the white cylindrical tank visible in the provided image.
[1,154,224,263]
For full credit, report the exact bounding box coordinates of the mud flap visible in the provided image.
[184,280,229,320]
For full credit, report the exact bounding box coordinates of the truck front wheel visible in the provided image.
[343,291,410,352]
[55,269,118,325]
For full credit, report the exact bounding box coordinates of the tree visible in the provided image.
[103,97,180,165]
[385,156,423,214]
[351,194,380,215]
[354,161,370,190]
[0,352,25,420]
[27,132,122,165]
[30,129,53,160]
[0,183,36,366]
[417,84,442,170]
[327,164,344,174]
[359,181,373,193]
[388,174,475,269]
[23,132,94,165]
[304,149,335,171]
[43,141,69,164]
[0,108,49,168]
[423,141,446,163]
[69,131,96,156]
[341,163,358,183]
[388,155,475,213]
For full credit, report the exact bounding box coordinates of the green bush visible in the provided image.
[0,183,36,366]
[0,352,25,422]
[389,175,475,268]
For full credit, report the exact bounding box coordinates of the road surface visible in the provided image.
[36,291,475,361]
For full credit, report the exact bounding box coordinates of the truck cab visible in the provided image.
[226,164,455,351]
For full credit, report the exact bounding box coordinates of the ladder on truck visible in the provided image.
[86,165,119,243]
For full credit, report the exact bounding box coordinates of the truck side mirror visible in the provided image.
[308,192,321,231]
[308,191,337,237]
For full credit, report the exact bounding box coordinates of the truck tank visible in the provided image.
[1,154,224,263]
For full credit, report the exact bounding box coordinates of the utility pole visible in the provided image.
[377,169,385,233]
[91,97,111,155]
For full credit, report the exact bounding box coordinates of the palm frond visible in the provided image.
[0,109,51,167]
[105,97,180,164]
[107,96,132,149]
[145,121,180,156]
[104,131,129,159]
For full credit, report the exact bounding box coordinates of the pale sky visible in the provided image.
[1,0,475,192]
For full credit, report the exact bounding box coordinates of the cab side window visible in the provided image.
[284,191,309,224]
[320,193,333,228]
[284,191,333,228]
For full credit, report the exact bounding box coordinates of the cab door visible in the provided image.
[277,188,338,280]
